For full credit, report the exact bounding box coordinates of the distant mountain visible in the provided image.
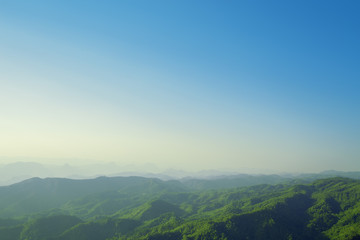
[0,176,185,217]
[181,173,293,190]
[2,169,360,218]
[2,161,360,187]
[0,162,171,186]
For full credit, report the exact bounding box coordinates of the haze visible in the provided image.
[1,1,359,174]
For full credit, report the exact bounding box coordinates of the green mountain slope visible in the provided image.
[56,218,140,240]
[1,176,360,239]
[120,199,185,221]
[19,215,82,240]
[0,176,185,217]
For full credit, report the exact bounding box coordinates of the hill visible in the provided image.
[1,176,360,239]
[0,176,185,217]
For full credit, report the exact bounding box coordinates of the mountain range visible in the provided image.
[1,172,360,239]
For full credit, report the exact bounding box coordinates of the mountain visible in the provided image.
[120,199,185,221]
[181,173,293,190]
[19,215,82,240]
[1,176,360,239]
[0,162,171,186]
[56,218,140,240]
[0,176,185,217]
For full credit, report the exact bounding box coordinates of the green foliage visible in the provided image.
[0,176,185,218]
[122,199,185,221]
[2,176,360,239]
[0,225,23,240]
[19,215,82,240]
[57,218,140,240]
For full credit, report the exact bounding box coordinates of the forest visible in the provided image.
[0,174,360,239]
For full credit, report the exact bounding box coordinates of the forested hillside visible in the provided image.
[1,176,360,239]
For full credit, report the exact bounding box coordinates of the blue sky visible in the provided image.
[0,1,359,172]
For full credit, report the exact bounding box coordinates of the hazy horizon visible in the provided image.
[1,1,359,173]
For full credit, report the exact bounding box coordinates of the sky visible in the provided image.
[0,0,359,173]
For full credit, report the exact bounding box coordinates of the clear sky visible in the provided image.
[0,0,359,173]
